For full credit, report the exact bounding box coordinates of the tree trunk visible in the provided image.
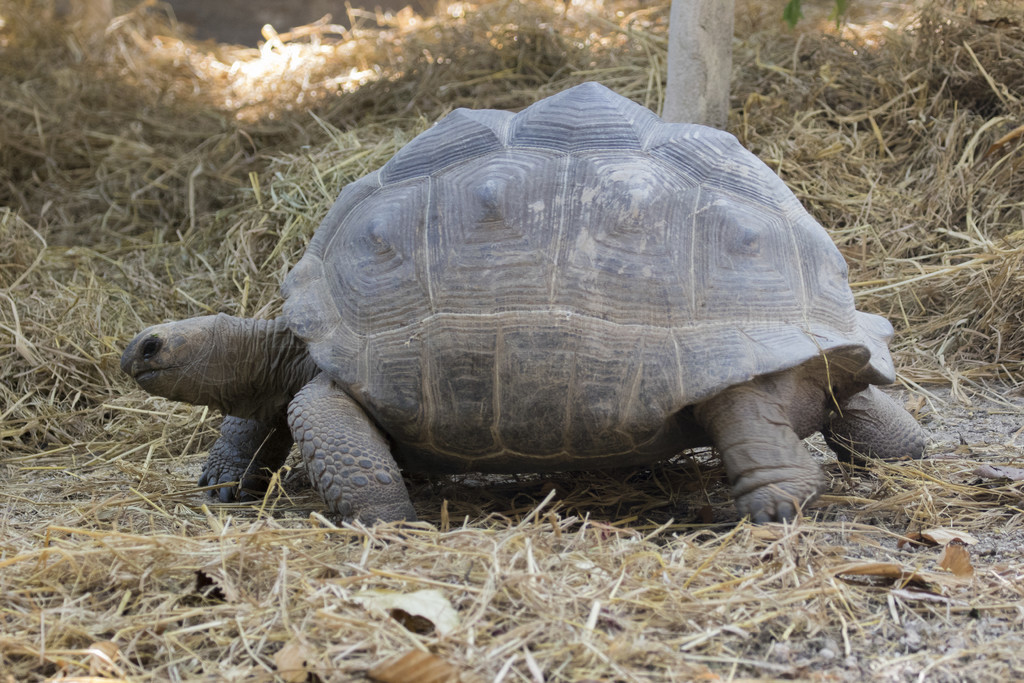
[663,0,735,128]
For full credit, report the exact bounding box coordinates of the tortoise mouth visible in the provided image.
[130,364,183,388]
[132,369,160,384]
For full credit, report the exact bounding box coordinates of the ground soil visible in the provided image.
[165,0,434,44]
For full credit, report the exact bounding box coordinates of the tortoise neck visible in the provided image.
[215,314,318,420]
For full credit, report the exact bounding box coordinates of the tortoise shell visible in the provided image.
[281,82,894,472]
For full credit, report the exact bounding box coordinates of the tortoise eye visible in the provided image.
[140,337,162,360]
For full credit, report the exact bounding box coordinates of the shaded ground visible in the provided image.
[165,0,433,45]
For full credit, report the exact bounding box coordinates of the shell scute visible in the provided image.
[379,108,511,184]
[507,81,660,153]
[426,150,567,313]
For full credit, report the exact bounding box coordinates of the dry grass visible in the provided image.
[2,0,1024,680]
[735,3,1024,390]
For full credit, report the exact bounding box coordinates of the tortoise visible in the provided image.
[120,82,926,524]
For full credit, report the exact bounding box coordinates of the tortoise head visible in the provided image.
[121,313,316,419]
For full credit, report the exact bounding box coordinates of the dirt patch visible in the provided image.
[165,0,434,45]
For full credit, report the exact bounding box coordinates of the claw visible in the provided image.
[197,415,292,505]
[218,484,237,503]
[751,509,773,524]
[198,469,242,501]
[774,500,797,522]
[237,486,260,502]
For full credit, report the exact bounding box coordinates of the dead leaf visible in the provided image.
[354,589,459,636]
[974,464,1024,481]
[985,123,1024,158]
[832,562,931,587]
[834,562,903,578]
[87,640,121,677]
[697,504,715,525]
[904,394,926,417]
[749,526,785,542]
[890,588,961,605]
[922,528,979,546]
[938,540,975,578]
[897,531,928,549]
[368,650,465,683]
[274,640,313,683]
[899,528,979,548]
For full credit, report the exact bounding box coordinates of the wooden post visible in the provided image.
[663,0,735,128]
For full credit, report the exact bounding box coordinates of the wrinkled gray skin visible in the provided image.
[121,314,418,520]
[120,83,928,525]
[120,313,925,524]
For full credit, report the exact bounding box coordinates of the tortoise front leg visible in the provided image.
[198,414,293,502]
[693,370,827,523]
[288,374,416,524]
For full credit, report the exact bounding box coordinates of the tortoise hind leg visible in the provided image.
[693,370,827,523]
[199,414,293,502]
[826,385,927,462]
[288,373,416,524]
